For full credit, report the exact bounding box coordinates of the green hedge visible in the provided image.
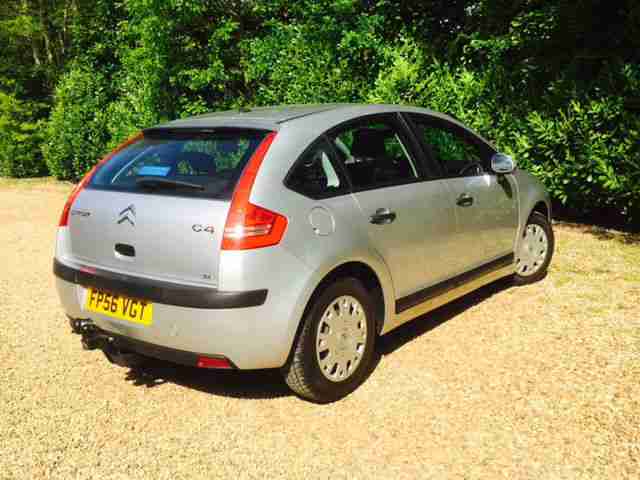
[24,7,640,228]
[42,67,112,180]
[2,0,639,228]
[369,45,640,224]
[511,99,640,222]
[0,92,47,177]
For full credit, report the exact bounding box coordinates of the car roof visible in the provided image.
[153,103,494,149]
[159,104,348,130]
[158,104,450,129]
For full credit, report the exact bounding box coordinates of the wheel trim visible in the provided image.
[315,295,367,382]
[516,224,549,277]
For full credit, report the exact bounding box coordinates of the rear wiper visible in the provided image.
[136,176,205,191]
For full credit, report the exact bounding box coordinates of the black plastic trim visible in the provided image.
[112,332,203,367]
[53,259,267,309]
[77,323,238,369]
[395,112,441,180]
[395,253,514,314]
[142,126,273,138]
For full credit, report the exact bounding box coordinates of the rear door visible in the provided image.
[327,114,458,300]
[406,114,518,271]
[66,129,269,287]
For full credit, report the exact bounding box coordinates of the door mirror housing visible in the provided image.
[491,153,516,174]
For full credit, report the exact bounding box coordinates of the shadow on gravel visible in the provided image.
[378,276,514,356]
[124,363,291,400]
[122,276,514,400]
[554,221,640,244]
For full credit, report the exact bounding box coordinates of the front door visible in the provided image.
[407,114,518,273]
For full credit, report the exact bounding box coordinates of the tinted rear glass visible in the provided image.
[89,129,269,199]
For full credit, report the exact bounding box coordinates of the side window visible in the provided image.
[329,119,419,190]
[412,118,488,177]
[286,138,348,198]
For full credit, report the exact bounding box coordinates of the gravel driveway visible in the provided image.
[1,179,639,479]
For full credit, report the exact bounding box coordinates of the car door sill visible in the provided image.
[395,253,515,314]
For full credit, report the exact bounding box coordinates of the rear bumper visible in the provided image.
[54,259,299,370]
[70,318,237,369]
[53,258,267,309]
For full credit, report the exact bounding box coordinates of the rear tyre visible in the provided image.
[513,211,554,285]
[282,277,376,403]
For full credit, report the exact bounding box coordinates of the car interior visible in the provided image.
[333,125,417,188]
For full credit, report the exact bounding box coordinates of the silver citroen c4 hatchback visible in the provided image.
[54,104,554,402]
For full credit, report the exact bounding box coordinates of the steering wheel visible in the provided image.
[458,161,484,177]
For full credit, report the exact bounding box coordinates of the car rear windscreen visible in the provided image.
[89,129,270,199]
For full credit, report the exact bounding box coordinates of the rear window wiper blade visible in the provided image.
[135,176,205,191]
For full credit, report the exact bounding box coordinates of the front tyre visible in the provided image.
[514,211,555,285]
[282,277,376,403]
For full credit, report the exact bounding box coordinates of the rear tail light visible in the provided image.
[221,132,288,250]
[197,356,233,369]
[58,169,95,227]
[58,133,143,227]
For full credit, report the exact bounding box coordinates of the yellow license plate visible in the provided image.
[85,288,153,326]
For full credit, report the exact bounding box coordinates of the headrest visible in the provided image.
[217,140,240,155]
[178,151,217,175]
[351,128,386,160]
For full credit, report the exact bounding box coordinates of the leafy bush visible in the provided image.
[0,92,47,177]
[369,44,640,225]
[369,42,496,137]
[19,0,639,227]
[104,5,171,145]
[510,99,640,222]
[241,5,387,105]
[42,66,111,180]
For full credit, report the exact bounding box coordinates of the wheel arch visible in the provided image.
[285,255,395,368]
[516,197,552,254]
[531,200,551,222]
[308,261,387,334]
[512,169,552,253]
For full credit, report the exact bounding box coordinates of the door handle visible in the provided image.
[370,208,397,225]
[456,193,474,207]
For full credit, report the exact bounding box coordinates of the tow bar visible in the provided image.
[69,317,146,367]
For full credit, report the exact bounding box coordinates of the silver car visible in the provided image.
[54,104,554,402]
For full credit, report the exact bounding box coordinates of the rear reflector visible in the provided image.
[196,356,233,369]
[221,132,288,250]
[58,133,143,227]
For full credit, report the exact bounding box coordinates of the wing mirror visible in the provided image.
[491,153,516,174]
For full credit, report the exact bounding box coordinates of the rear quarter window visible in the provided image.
[285,138,349,199]
[90,129,269,199]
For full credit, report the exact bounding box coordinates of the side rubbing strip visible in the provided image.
[395,253,514,314]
